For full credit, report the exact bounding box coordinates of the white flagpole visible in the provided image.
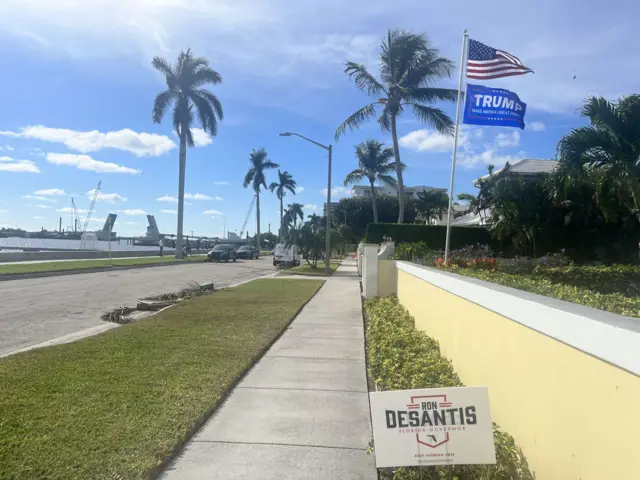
[444,29,469,266]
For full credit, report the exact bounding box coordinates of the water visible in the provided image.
[0,237,159,252]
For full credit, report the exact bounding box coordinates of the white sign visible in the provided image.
[369,386,496,468]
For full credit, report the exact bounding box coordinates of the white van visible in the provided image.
[273,243,302,267]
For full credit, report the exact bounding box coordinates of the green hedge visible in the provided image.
[365,223,497,250]
[365,296,533,480]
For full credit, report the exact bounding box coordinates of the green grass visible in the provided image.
[0,279,323,479]
[284,261,341,276]
[0,255,207,275]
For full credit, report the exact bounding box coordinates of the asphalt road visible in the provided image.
[0,257,275,357]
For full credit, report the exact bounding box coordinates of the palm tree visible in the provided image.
[152,49,223,258]
[243,148,279,252]
[343,139,398,223]
[286,203,304,229]
[269,170,297,240]
[416,189,449,224]
[558,95,640,215]
[335,29,458,223]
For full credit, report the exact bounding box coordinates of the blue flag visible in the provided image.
[463,84,527,129]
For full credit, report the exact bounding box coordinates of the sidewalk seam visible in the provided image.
[190,439,368,452]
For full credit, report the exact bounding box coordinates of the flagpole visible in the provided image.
[444,29,469,266]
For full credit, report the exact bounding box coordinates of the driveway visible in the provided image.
[0,257,275,356]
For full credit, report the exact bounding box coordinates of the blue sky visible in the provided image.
[0,0,636,237]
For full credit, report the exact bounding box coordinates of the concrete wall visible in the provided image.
[395,261,640,480]
[377,260,397,296]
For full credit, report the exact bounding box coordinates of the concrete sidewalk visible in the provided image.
[161,260,376,479]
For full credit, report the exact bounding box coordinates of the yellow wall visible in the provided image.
[397,269,640,480]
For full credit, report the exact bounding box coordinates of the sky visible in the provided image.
[0,0,636,238]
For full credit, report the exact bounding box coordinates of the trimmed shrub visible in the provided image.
[366,223,497,251]
[365,296,533,480]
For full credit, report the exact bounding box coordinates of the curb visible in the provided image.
[149,278,326,479]
[0,258,209,282]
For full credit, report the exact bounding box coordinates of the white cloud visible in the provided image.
[0,159,40,173]
[23,194,56,203]
[86,189,127,203]
[161,209,177,214]
[36,204,52,209]
[46,153,140,174]
[157,195,177,203]
[459,150,526,168]
[126,221,139,225]
[0,156,12,161]
[57,207,88,214]
[303,203,318,211]
[296,186,305,194]
[214,196,223,201]
[122,209,147,216]
[89,217,107,223]
[320,186,351,199]
[184,193,212,201]
[0,126,176,157]
[192,128,213,146]
[399,129,454,152]
[528,121,546,132]
[35,188,66,196]
[5,145,14,152]
[494,131,520,148]
[214,181,229,186]
[33,215,44,219]
[203,209,223,215]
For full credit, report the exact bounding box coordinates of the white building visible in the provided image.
[350,185,445,199]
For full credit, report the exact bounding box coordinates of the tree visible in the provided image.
[415,189,449,224]
[152,49,223,258]
[344,139,398,223]
[269,170,297,240]
[297,220,326,268]
[558,95,640,216]
[335,29,458,223]
[243,148,279,253]
[286,202,304,229]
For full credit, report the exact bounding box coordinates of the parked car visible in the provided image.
[273,243,301,267]
[236,245,259,260]
[207,244,237,262]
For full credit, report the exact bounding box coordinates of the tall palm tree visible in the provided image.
[243,148,279,252]
[335,29,458,223]
[343,139,398,223]
[558,95,640,215]
[152,49,223,258]
[269,170,297,240]
[415,189,449,224]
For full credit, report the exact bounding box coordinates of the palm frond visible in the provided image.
[404,57,455,87]
[378,107,393,132]
[557,126,615,168]
[243,168,255,188]
[269,182,279,193]
[411,104,454,135]
[190,93,217,136]
[152,90,176,124]
[405,87,458,104]
[185,125,195,147]
[344,169,366,186]
[335,103,378,141]
[263,161,279,170]
[581,97,621,134]
[195,89,224,122]
[152,57,174,83]
[344,62,385,95]
[191,66,222,87]
[284,184,296,195]
[377,174,398,188]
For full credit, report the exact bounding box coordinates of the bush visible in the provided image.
[366,223,496,251]
[365,296,533,480]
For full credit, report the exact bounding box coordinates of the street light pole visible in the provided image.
[280,132,332,275]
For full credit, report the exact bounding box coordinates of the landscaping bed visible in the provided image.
[0,255,207,276]
[364,296,533,480]
[0,278,323,479]
[282,261,341,276]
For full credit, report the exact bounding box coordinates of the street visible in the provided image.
[0,257,275,356]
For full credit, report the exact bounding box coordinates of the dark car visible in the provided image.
[236,245,259,260]
[207,244,237,262]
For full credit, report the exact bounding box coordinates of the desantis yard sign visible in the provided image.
[463,83,527,130]
[369,386,496,468]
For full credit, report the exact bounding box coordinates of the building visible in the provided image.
[473,158,558,185]
[351,185,445,199]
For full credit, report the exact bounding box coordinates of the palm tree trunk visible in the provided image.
[370,180,379,223]
[279,196,283,241]
[175,131,187,259]
[391,115,405,223]
[256,191,261,253]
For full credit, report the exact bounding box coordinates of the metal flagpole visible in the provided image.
[444,29,469,266]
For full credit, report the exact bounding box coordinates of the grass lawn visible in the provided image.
[284,261,341,276]
[0,279,323,479]
[0,254,207,276]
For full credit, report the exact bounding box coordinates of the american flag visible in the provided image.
[467,39,533,80]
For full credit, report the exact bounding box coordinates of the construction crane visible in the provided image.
[71,198,81,233]
[82,181,101,233]
[239,195,256,238]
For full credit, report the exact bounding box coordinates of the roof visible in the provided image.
[475,159,558,184]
